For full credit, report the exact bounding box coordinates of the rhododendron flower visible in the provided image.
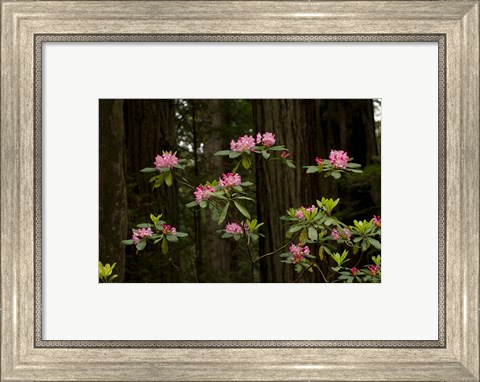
[225,222,246,235]
[315,157,324,165]
[154,151,179,171]
[367,265,380,275]
[162,224,177,236]
[289,243,310,265]
[219,172,242,188]
[132,227,153,244]
[331,227,351,240]
[373,215,381,227]
[329,150,349,169]
[350,267,359,276]
[230,135,256,152]
[194,184,215,203]
[281,151,290,159]
[331,228,341,240]
[295,205,316,219]
[256,132,276,147]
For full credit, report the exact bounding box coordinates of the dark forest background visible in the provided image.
[99,99,381,283]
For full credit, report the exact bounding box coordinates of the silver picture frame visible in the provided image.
[1,1,478,380]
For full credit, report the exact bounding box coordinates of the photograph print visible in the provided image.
[99,99,381,283]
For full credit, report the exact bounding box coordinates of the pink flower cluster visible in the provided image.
[329,150,349,169]
[281,151,290,159]
[350,267,359,276]
[132,227,153,244]
[256,132,276,147]
[230,135,256,152]
[154,151,179,171]
[367,265,380,275]
[331,227,351,241]
[219,172,242,188]
[373,215,381,227]
[289,243,310,265]
[295,205,316,219]
[194,184,215,203]
[225,222,247,235]
[162,224,177,236]
[315,157,324,165]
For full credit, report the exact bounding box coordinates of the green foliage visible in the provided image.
[99,261,118,283]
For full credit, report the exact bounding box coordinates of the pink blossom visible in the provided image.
[350,267,359,276]
[137,227,153,238]
[373,215,381,227]
[295,205,316,219]
[230,135,256,152]
[219,172,242,188]
[315,157,324,165]
[331,228,341,240]
[132,227,153,244]
[281,151,290,159]
[256,132,276,147]
[161,224,177,236]
[329,150,349,169]
[367,265,380,275]
[154,151,179,171]
[194,184,215,203]
[289,243,310,265]
[132,229,140,244]
[225,222,246,235]
[331,227,351,241]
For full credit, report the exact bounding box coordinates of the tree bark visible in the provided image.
[99,99,128,281]
[123,99,180,282]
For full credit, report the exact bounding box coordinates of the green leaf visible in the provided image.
[331,171,341,179]
[108,274,118,282]
[240,181,254,187]
[166,234,179,242]
[199,200,208,208]
[287,225,303,234]
[161,238,168,254]
[141,167,158,173]
[308,227,318,241]
[137,223,152,228]
[218,202,230,225]
[165,172,173,187]
[229,151,242,159]
[242,157,251,169]
[136,241,146,251]
[261,150,270,160]
[214,150,231,156]
[186,201,198,208]
[232,160,241,174]
[306,166,319,174]
[175,232,188,238]
[318,246,324,261]
[221,233,233,238]
[285,160,296,168]
[367,237,381,250]
[350,169,363,173]
[235,196,254,202]
[122,239,134,245]
[234,201,251,219]
[299,229,308,243]
[347,163,362,168]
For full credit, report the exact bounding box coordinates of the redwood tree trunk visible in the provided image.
[123,99,180,282]
[99,99,128,281]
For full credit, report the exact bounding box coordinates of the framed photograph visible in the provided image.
[1,1,478,381]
